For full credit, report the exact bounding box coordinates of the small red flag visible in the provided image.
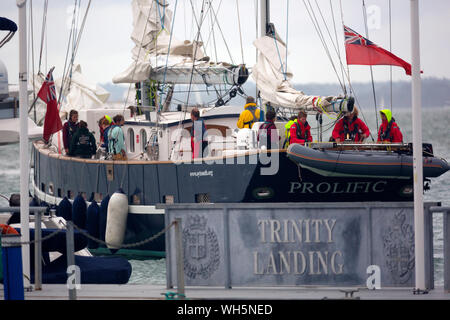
[37,68,63,143]
[344,25,416,76]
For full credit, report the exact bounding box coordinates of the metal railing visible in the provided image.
[427,206,450,292]
[0,206,49,292]
[64,219,182,300]
[0,206,184,300]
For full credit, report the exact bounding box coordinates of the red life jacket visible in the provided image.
[333,116,370,142]
[257,121,278,149]
[290,121,312,145]
[378,118,403,143]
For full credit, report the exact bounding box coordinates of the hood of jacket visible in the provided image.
[77,127,90,135]
[380,109,392,123]
[244,103,257,110]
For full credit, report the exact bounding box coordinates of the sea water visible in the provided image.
[0,106,448,286]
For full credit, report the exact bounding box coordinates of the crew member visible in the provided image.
[98,116,109,145]
[190,107,208,159]
[69,120,97,158]
[257,110,279,150]
[283,115,297,148]
[108,114,127,160]
[289,110,312,146]
[237,96,261,129]
[62,109,79,154]
[102,115,114,148]
[331,107,370,143]
[377,109,403,143]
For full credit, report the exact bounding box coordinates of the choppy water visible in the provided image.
[0,106,449,286]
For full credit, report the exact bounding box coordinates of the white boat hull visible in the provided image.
[0,117,42,145]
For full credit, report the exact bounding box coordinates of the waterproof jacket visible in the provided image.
[283,120,296,148]
[237,103,261,129]
[377,109,403,143]
[190,119,208,159]
[377,119,403,143]
[69,127,97,158]
[257,120,279,150]
[102,124,114,148]
[332,116,370,142]
[108,125,126,155]
[62,121,79,150]
[289,120,312,145]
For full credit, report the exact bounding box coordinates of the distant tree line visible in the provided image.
[103,77,450,108]
[295,77,450,109]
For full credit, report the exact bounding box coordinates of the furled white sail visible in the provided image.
[113,0,204,84]
[59,64,110,114]
[31,64,110,125]
[113,0,247,86]
[252,35,346,112]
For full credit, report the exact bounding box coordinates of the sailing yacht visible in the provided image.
[29,0,449,255]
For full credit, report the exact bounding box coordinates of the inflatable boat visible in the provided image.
[286,143,450,179]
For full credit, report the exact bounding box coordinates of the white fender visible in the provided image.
[105,191,128,249]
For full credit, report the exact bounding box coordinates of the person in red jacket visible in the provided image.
[377,109,403,143]
[289,110,312,146]
[257,110,280,150]
[332,107,370,143]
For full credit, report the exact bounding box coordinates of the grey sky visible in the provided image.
[1,0,449,88]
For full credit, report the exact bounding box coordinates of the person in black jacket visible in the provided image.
[69,120,97,158]
[190,107,208,159]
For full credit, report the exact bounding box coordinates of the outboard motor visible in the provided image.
[422,143,434,157]
[407,142,434,157]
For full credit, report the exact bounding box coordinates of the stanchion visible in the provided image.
[34,210,42,290]
[1,234,24,300]
[174,218,185,299]
[66,221,77,300]
[444,209,450,293]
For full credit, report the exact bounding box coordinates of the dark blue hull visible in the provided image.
[32,141,446,254]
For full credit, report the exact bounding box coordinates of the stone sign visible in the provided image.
[163,203,435,288]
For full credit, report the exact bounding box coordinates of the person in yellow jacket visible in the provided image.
[237,96,261,129]
[283,115,298,148]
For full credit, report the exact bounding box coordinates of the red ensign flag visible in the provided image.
[37,68,62,143]
[344,25,414,76]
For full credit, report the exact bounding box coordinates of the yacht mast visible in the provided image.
[410,0,425,292]
[17,0,31,289]
[260,0,270,37]
[258,0,269,104]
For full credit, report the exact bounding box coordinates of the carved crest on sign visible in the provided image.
[383,210,415,284]
[183,215,220,280]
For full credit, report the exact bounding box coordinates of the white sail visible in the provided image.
[31,64,110,124]
[113,0,204,84]
[252,35,348,113]
[59,64,110,114]
[113,0,247,85]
